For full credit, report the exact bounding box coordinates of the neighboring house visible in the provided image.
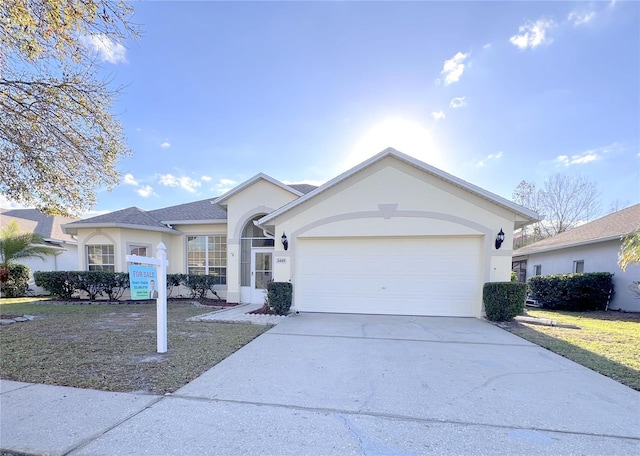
[0,208,80,292]
[63,148,538,318]
[512,204,640,312]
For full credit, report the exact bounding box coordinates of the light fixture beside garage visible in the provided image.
[281,232,289,251]
[495,228,505,250]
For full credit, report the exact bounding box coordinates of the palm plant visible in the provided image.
[0,220,60,267]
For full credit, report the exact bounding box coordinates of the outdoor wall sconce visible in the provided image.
[281,232,289,251]
[495,228,505,250]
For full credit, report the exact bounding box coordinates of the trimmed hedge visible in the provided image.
[33,271,223,301]
[0,263,30,297]
[267,282,293,315]
[483,282,527,322]
[527,272,613,311]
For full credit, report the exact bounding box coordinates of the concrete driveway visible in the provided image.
[2,313,639,455]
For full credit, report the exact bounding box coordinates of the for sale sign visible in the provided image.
[128,265,158,300]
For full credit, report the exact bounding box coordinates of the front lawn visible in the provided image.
[0,299,269,394]
[504,309,640,391]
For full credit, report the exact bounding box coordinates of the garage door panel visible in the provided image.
[296,237,481,317]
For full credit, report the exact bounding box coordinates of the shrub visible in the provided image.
[167,273,186,298]
[34,271,79,299]
[528,273,614,311]
[0,263,30,297]
[483,282,526,322]
[267,282,292,315]
[102,272,130,301]
[183,274,222,300]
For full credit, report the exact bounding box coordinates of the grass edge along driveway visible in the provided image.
[503,309,640,391]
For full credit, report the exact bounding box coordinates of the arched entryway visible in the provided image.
[239,214,275,304]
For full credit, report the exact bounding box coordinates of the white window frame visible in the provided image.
[186,235,227,284]
[127,243,151,257]
[86,245,115,272]
[533,264,542,276]
[573,260,585,274]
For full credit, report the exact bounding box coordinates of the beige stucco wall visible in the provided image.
[80,228,175,272]
[266,157,520,302]
[221,179,300,303]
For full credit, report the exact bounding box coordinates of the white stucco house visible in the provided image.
[63,148,538,318]
[512,204,640,312]
[0,208,79,293]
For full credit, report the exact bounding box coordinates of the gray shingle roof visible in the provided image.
[514,203,640,255]
[77,207,169,228]
[148,198,227,222]
[0,209,79,243]
[287,184,317,194]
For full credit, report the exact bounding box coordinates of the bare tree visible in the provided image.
[0,0,138,216]
[539,174,600,236]
[512,174,600,247]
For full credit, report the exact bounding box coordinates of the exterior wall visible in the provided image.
[16,245,78,294]
[266,157,520,312]
[222,180,300,303]
[525,240,640,311]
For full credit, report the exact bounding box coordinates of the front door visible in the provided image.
[251,249,273,304]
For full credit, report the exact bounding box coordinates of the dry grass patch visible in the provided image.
[0,300,269,394]
[504,309,640,391]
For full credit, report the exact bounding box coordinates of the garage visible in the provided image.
[296,236,482,317]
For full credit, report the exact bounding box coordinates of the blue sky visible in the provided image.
[6,1,640,217]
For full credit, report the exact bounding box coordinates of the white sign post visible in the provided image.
[127,242,169,353]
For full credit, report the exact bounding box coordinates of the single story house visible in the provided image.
[63,148,538,317]
[0,208,79,293]
[512,203,640,312]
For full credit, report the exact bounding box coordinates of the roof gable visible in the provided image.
[260,148,539,226]
[515,203,640,255]
[214,173,303,207]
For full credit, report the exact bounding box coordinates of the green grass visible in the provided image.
[505,309,640,391]
[0,300,269,394]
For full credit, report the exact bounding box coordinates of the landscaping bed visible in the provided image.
[0,299,268,394]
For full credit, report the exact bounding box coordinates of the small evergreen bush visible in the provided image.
[267,282,292,315]
[483,282,526,321]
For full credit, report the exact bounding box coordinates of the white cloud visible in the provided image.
[510,19,556,50]
[556,152,599,167]
[201,176,212,182]
[137,185,154,198]
[160,141,171,149]
[440,52,469,86]
[449,97,467,109]
[158,174,201,192]
[216,178,237,195]
[81,34,127,64]
[568,10,596,26]
[431,111,446,120]
[483,43,492,49]
[476,151,504,167]
[123,173,138,186]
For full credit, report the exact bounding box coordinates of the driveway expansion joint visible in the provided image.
[166,394,640,442]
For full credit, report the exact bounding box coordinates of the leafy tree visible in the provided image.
[512,174,600,247]
[618,228,640,272]
[0,220,60,267]
[0,0,138,216]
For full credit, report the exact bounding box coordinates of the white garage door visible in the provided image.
[296,237,482,317]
